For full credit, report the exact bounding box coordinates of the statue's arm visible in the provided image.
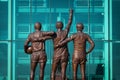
[86,35,95,54]
[41,36,53,40]
[60,37,72,45]
[65,9,73,32]
[55,35,75,48]
[43,31,55,36]
[32,36,52,42]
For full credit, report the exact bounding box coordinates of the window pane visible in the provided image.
[0,43,8,79]
[112,42,120,80]
[0,2,8,40]
[112,1,120,40]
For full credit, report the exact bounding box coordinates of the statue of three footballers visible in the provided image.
[24,9,95,80]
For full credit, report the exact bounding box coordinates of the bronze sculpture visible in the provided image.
[56,23,95,80]
[51,9,73,80]
[24,22,54,80]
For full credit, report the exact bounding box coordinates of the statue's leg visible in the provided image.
[80,63,86,80]
[61,62,67,80]
[72,63,78,80]
[51,62,58,80]
[39,62,46,80]
[30,62,38,80]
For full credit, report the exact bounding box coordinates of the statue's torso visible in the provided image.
[30,31,45,52]
[53,30,68,57]
[73,32,88,58]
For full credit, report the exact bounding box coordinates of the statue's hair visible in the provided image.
[57,21,63,25]
[34,22,42,30]
[76,22,84,30]
[56,21,63,29]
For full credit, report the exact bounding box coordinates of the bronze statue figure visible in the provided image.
[24,22,54,80]
[56,23,95,80]
[51,9,73,80]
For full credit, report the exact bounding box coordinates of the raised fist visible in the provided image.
[70,9,73,13]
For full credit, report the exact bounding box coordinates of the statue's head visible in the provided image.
[34,22,41,30]
[56,21,63,30]
[76,23,84,31]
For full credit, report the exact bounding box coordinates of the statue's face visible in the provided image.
[76,23,84,31]
[34,22,41,30]
[56,22,63,29]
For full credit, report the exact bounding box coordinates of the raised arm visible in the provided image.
[86,35,95,54]
[65,9,73,31]
[24,34,31,53]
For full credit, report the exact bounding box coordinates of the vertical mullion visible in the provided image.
[12,0,16,80]
[8,0,12,80]
[104,0,109,80]
[110,0,113,79]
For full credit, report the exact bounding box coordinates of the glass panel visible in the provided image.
[0,43,8,79]
[87,41,106,80]
[90,0,105,40]
[112,42,120,80]
[112,1,120,40]
[112,1,120,80]
[87,64,104,79]
[0,1,8,40]
[13,41,30,79]
[88,0,107,79]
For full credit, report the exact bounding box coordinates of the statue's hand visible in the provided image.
[24,46,28,53]
[50,31,55,36]
[58,42,64,47]
[52,32,55,35]
[54,45,59,49]
[41,37,46,41]
[54,43,63,48]
[70,9,73,13]
[37,37,45,41]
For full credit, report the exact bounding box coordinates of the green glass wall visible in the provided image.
[0,0,119,80]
